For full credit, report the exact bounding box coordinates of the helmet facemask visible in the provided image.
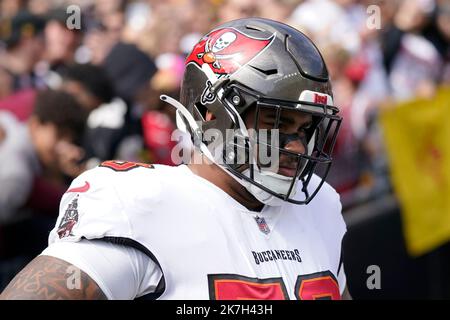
[186,81,342,206]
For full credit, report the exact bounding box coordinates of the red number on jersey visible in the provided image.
[295,271,341,300]
[208,274,289,300]
[209,271,341,300]
[99,160,154,172]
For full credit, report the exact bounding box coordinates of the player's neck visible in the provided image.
[187,161,264,212]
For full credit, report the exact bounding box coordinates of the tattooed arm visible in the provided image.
[0,255,107,300]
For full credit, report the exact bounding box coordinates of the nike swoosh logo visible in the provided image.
[66,181,90,193]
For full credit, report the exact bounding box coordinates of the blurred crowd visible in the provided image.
[0,0,449,288]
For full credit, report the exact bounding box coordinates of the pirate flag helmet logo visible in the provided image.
[186,27,274,75]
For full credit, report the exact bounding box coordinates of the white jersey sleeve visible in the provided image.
[41,239,163,300]
[45,164,165,299]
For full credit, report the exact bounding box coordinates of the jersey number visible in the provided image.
[99,160,154,172]
[208,271,340,300]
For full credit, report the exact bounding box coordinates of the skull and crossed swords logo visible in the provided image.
[196,31,238,70]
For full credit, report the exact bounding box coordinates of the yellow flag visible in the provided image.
[380,87,450,256]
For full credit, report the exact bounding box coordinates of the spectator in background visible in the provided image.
[95,0,126,43]
[256,0,300,22]
[133,1,190,59]
[81,0,127,66]
[0,0,25,19]
[0,0,446,235]
[27,0,54,16]
[76,2,157,106]
[82,22,118,65]
[176,0,218,55]
[0,11,41,121]
[288,0,361,54]
[0,68,13,101]
[60,63,127,175]
[103,42,157,105]
[62,63,115,113]
[385,0,442,101]
[0,85,36,122]
[94,0,126,29]
[0,89,86,278]
[0,89,86,225]
[134,54,185,166]
[217,0,259,23]
[433,0,450,84]
[319,44,367,195]
[41,8,82,81]
[0,11,46,92]
[102,42,158,166]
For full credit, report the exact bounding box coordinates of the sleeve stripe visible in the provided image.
[97,236,166,300]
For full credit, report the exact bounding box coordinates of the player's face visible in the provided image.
[245,107,313,177]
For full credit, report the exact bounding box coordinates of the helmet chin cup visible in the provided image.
[241,168,299,207]
[247,186,286,207]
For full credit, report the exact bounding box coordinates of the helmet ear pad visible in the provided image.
[201,100,255,171]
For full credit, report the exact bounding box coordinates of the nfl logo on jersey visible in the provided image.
[254,216,270,235]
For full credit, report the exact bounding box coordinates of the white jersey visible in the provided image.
[44,162,347,300]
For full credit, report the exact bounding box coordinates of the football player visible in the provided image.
[1,18,351,300]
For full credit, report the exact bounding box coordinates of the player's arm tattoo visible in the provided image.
[0,255,107,300]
